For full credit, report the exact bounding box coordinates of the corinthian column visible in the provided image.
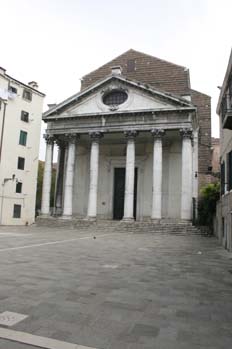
[151,129,165,220]
[180,128,193,220]
[41,134,54,216]
[87,132,103,220]
[123,130,138,222]
[62,134,79,218]
[54,137,66,215]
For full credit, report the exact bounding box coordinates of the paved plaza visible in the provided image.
[0,225,231,348]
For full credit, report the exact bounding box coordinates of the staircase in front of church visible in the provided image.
[36,217,203,236]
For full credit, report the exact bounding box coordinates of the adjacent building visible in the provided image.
[41,49,211,222]
[0,67,45,225]
[216,49,232,250]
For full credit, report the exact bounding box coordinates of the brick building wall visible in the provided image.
[190,89,212,192]
[81,49,190,96]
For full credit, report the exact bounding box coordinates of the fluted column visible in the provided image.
[41,135,54,216]
[151,129,165,220]
[62,134,79,218]
[87,132,103,220]
[54,137,66,215]
[180,128,193,220]
[123,130,138,222]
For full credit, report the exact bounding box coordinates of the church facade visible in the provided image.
[41,50,211,222]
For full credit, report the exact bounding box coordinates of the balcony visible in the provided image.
[221,94,232,130]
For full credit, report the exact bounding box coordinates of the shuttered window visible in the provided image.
[21,111,29,122]
[13,204,21,218]
[23,89,32,101]
[227,151,232,191]
[16,182,22,193]
[19,130,27,146]
[17,157,25,170]
[221,161,225,195]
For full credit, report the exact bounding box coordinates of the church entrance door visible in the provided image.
[113,168,137,220]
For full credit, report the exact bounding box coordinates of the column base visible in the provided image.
[54,207,63,216]
[39,213,52,218]
[122,217,135,223]
[60,215,72,220]
[85,216,97,222]
[151,218,161,223]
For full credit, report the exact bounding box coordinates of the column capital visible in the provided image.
[89,131,103,141]
[124,130,138,139]
[151,128,165,139]
[64,133,80,144]
[180,128,193,139]
[43,134,55,145]
[54,135,67,148]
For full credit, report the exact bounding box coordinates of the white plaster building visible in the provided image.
[0,67,45,225]
[41,50,211,223]
[216,49,232,250]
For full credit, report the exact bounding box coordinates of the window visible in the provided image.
[221,161,225,195]
[16,182,22,193]
[8,86,17,94]
[103,90,128,106]
[13,204,21,218]
[19,130,27,146]
[227,151,232,191]
[127,59,136,72]
[23,89,32,101]
[21,110,29,123]
[17,157,25,170]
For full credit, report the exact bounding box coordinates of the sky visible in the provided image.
[0,0,231,160]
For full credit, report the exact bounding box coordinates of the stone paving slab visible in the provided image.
[0,225,231,348]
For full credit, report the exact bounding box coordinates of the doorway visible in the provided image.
[113,167,138,220]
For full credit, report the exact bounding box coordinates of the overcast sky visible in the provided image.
[0,0,231,160]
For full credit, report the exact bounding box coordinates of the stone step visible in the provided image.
[36,217,203,235]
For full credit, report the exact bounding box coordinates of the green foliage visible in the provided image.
[36,161,56,212]
[197,182,220,228]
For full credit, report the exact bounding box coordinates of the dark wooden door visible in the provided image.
[113,168,125,220]
[113,168,138,220]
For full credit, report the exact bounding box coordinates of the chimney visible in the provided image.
[0,67,6,75]
[28,81,39,89]
[111,66,122,76]
[47,103,56,110]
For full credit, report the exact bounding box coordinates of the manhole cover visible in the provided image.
[0,311,28,326]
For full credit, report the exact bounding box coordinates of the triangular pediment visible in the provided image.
[43,75,195,119]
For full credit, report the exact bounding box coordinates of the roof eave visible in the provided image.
[217,48,232,115]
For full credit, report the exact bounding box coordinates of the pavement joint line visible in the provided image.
[0,233,116,252]
[0,233,33,236]
[0,327,98,349]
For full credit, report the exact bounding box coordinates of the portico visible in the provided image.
[41,126,195,222]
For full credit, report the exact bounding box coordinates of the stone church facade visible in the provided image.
[41,49,211,222]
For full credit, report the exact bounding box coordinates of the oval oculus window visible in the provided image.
[103,90,128,106]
